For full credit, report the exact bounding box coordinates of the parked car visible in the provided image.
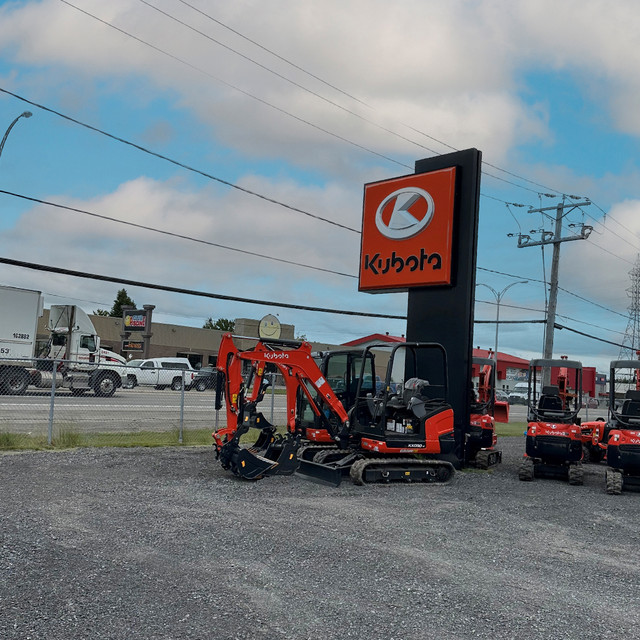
[193,366,218,392]
[582,397,600,409]
[495,390,509,403]
[124,357,196,390]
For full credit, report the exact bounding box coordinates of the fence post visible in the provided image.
[47,360,57,446]
[179,370,185,444]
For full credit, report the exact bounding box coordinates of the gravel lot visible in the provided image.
[1,436,639,640]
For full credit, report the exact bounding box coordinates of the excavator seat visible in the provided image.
[619,390,640,425]
[537,386,566,419]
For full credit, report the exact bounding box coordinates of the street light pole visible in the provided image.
[0,111,32,161]
[477,280,529,362]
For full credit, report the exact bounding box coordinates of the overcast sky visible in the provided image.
[1,0,640,372]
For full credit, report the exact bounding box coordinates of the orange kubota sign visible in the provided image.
[359,167,457,292]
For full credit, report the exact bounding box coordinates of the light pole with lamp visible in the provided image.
[476,280,529,365]
[0,111,32,161]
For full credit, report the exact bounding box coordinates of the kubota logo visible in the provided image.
[375,188,434,240]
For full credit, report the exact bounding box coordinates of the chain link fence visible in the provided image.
[0,357,287,449]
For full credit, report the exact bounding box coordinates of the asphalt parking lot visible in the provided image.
[1,437,639,640]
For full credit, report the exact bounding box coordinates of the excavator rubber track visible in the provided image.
[349,457,455,486]
[297,444,338,462]
[472,448,502,470]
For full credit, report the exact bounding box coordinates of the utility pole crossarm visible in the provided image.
[516,226,592,248]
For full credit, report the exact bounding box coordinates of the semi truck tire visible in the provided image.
[93,372,118,397]
[2,367,29,395]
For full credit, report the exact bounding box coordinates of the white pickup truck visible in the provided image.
[124,357,196,391]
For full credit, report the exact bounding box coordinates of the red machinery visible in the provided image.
[213,335,456,485]
[212,334,350,480]
[580,359,640,494]
[519,357,584,484]
[297,341,457,485]
[466,357,506,469]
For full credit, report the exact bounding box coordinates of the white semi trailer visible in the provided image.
[0,284,127,396]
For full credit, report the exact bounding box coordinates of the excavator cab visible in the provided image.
[298,342,457,485]
[296,349,376,453]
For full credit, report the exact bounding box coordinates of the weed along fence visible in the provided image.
[0,357,288,449]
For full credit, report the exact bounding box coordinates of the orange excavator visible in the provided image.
[580,358,640,494]
[213,335,456,485]
[466,356,507,468]
[519,357,584,484]
[212,334,350,480]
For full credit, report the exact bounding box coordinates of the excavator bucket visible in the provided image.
[494,400,510,423]
[219,430,301,480]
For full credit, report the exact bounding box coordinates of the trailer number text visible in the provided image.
[13,333,30,340]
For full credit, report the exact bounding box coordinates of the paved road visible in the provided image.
[0,390,607,437]
[0,388,290,435]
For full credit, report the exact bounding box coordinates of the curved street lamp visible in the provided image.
[0,111,33,161]
[476,280,529,362]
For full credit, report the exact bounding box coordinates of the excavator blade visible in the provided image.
[296,458,344,486]
[494,400,510,423]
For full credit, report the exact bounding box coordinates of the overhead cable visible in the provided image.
[0,188,357,278]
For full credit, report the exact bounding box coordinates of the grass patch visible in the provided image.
[1,422,526,452]
[496,422,527,437]
[0,431,25,450]
[55,428,83,449]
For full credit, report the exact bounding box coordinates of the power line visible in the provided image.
[173,0,370,107]
[0,87,360,234]
[0,255,402,319]
[165,0,579,199]
[0,254,627,349]
[0,189,357,279]
[57,0,588,209]
[57,0,411,172]
[0,184,628,321]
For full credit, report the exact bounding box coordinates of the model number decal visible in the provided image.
[13,333,30,339]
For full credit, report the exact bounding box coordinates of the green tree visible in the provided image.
[94,289,136,318]
[203,317,235,331]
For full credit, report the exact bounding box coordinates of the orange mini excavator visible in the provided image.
[213,335,457,486]
[465,356,507,469]
[212,333,350,480]
[519,357,584,484]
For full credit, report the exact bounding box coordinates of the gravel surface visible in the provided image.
[1,437,639,640]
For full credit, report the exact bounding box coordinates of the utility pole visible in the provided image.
[510,198,592,381]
